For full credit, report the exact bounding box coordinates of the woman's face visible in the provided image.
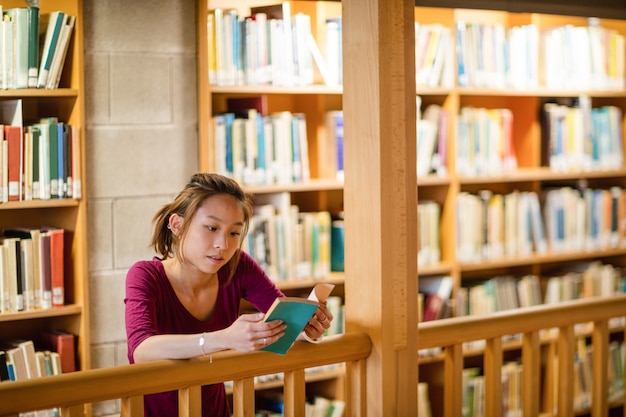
[177,194,245,275]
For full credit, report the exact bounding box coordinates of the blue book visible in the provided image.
[260,297,319,355]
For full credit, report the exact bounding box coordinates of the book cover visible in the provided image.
[27,5,39,88]
[5,7,29,89]
[46,14,75,89]
[41,329,76,373]
[41,227,63,307]
[5,125,21,201]
[0,351,10,381]
[260,296,319,355]
[37,11,66,89]
[70,125,81,198]
[2,237,22,312]
[3,228,43,309]
[39,231,51,309]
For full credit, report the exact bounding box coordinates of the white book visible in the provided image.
[37,11,66,89]
[0,16,13,90]
[45,14,75,89]
[5,7,29,89]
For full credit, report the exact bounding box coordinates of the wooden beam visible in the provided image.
[343,0,419,415]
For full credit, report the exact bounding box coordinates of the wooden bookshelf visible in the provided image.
[198,0,626,414]
[197,0,345,406]
[0,0,89,373]
[414,5,626,416]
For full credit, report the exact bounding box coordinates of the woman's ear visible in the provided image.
[169,214,182,235]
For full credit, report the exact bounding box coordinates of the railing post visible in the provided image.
[347,358,367,417]
[591,319,609,417]
[484,337,503,417]
[444,343,463,417]
[522,330,540,417]
[557,325,575,417]
[59,405,84,417]
[121,395,143,417]
[283,369,306,417]
[178,385,202,417]
[232,377,255,417]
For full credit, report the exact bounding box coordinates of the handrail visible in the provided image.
[0,332,372,417]
[418,294,626,417]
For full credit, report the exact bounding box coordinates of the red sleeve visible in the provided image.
[124,260,161,364]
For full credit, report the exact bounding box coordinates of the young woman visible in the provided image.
[125,173,334,416]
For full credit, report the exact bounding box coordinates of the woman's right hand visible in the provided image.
[223,312,286,352]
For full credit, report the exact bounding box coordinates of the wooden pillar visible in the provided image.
[343,0,418,415]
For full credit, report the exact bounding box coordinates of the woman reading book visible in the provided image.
[124,173,334,417]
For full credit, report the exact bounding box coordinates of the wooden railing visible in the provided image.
[418,294,626,417]
[2,296,625,417]
[0,332,371,417]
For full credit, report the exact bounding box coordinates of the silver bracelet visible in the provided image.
[199,332,208,356]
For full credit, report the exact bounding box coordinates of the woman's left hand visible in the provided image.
[303,300,334,340]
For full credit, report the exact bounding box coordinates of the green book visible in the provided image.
[260,297,319,355]
[27,5,39,88]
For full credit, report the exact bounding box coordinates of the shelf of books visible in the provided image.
[198,0,346,411]
[0,0,89,385]
[414,5,626,416]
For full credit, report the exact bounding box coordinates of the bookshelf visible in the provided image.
[199,0,626,414]
[413,6,626,416]
[0,0,89,375]
[197,0,346,407]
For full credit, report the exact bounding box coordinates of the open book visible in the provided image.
[260,283,335,355]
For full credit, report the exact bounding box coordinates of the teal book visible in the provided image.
[37,11,66,88]
[27,5,39,88]
[260,297,319,355]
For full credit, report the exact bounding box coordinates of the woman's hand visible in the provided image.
[303,301,334,341]
[223,312,287,352]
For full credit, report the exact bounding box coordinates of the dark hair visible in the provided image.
[151,173,254,284]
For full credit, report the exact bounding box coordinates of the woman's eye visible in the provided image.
[206,226,217,232]
[231,231,241,236]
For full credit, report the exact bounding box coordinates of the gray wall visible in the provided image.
[83,1,198,414]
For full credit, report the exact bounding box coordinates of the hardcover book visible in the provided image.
[260,283,335,355]
[260,296,318,355]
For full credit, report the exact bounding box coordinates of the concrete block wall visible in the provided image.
[83,1,198,414]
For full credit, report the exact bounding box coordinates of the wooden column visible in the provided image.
[343,0,418,415]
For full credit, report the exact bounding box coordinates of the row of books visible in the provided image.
[415,23,454,89]
[455,20,625,90]
[212,109,310,186]
[459,262,624,317]
[243,201,336,283]
[420,261,626,321]
[0,99,81,202]
[455,186,626,264]
[455,106,517,177]
[211,103,344,185]
[458,339,624,417]
[418,200,440,267]
[416,99,449,177]
[1,330,75,383]
[422,97,623,178]
[569,339,624,410]
[1,227,65,314]
[542,97,624,173]
[208,5,341,87]
[462,363,523,417]
[1,332,76,415]
[254,393,345,417]
[0,6,75,90]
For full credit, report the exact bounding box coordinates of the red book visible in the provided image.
[5,125,22,201]
[41,227,64,307]
[41,329,76,373]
